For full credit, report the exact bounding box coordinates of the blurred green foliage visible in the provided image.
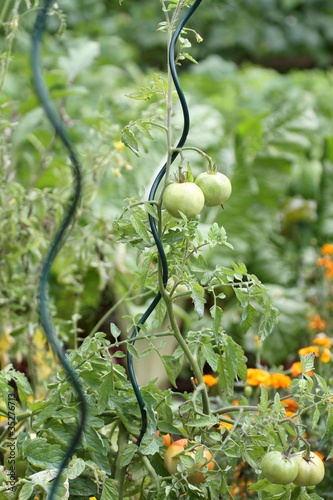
[1,0,333,371]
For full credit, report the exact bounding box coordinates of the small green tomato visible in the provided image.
[163,182,205,219]
[195,171,232,206]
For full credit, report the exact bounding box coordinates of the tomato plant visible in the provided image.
[2,0,333,499]
[292,452,325,486]
[260,451,298,485]
[162,181,205,218]
[195,170,232,206]
[164,438,214,484]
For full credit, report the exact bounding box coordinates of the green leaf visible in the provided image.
[321,406,333,444]
[130,211,150,242]
[300,353,315,374]
[97,372,114,412]
[121,127,139,156]
[101,479,119,500]
[25,438,65,469]
[67,457,86,480]
[127,343,139,360]
[11,370,32,404]
[189,282,206,319]
[17,483,34,500]
[58,39,100,81]
[201,343,218,372]
[241,303,259,334]
[119,443,137,467]
[110,323,121,340]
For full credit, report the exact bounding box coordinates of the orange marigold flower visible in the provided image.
[290,361,314,377]
[202,374,218,387]
[270,373,291,389]
[313,333,331,348]
[246,368,271,387]
[285,410,296,418]
[282,398,298,412]
[218,414,233,431]
[298,345,331,363]
[321,243,333,255]
[309,314,327,331]
[314,451,325,461]
[317,256,333,280]
[290,361,302,377]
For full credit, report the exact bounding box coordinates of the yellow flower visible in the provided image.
[113,140,124,151]
[270,373,291,389]
[321,243,333,255]
[112,168,122,178]
[246,368,271,387]
[0,328,14,369]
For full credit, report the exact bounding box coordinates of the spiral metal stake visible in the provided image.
[127,0,203,445]
[31,1,87,498]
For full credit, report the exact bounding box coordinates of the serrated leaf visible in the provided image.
[130,211,150,242]
[139,434,160,455]
[97,372,114,412]
[186,414,219,427]
[121,128,139,156]
[241,303,259,334]
[300,353,315,374]
[201,344,218,372]
[25,438,65,469]
[119,443,137,467]
[210,304,223,336]
[67,457,86,480]
[101,479,119,500]
[189,282,206,319]
[321,406,333,444]
[314,374,328,393]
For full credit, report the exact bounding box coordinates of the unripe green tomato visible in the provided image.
[163,182,205,219]
[292,452,325,486]
[261,451,298,485]
[195,171,232,206]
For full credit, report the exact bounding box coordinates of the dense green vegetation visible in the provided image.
[1,1,333,498]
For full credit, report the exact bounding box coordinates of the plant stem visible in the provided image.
[114,422,129,500]
[164,291,210,415]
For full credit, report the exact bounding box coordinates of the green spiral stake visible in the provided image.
[127,0,203,445]
[31,1,87,498]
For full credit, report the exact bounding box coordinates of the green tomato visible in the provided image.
[261,451,298,485]
[163,182,204,219]
[292,452,325,486]
[195,171,232,206]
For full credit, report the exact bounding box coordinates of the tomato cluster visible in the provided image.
[260,450,325,487]
[163,169,232,219]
